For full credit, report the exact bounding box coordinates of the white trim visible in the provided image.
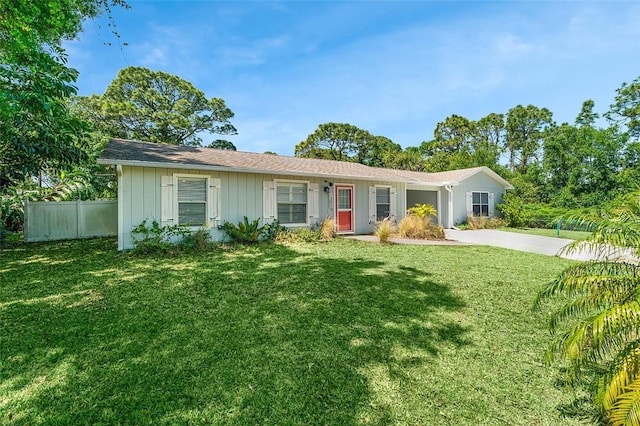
[469,191,491,217]
[373,185,392,223]
[335,184,355,234]
[274,179,311,226]
[161,175,175,226]
[262,180,276,224]
[208,177,222,228]
[437,189,442,226]
[173,173,211,228]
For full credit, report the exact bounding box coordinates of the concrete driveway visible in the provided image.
[444,229,625,261]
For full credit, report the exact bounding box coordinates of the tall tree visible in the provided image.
[76,67,236,146]
[420,115,475,172]
[295,123,374,162]
[382,147,426,171]
[544,101,625,207]
[474,112,505,168]
[606,75,640,140]
[208,140,237,150]
[0,0,127,188]
[420,113,503,172]
[356,135,402,167]
[505,105,553,173]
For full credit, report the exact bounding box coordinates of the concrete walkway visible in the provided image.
[445,229,633,261]
[349,230,635,262]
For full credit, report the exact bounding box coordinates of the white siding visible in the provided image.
[117,166,408,249]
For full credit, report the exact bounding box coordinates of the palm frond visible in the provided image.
[608,377,640,426]
[602,347,640,411]
[534,261,640,310]
[548,302,640,365]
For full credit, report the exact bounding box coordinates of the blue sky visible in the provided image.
[66,1,640,155]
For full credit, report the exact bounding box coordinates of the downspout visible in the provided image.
[116,165,124,251]
[444,184,454,229]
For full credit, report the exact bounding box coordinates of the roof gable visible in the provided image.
[98,138,513,189]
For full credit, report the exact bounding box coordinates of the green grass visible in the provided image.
[0,238,594,425]
[500,226,592,240]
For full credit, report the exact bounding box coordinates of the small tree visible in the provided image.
[534,190,640,424]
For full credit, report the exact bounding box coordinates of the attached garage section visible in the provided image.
[406,188,441,225]
[407,189,437,210]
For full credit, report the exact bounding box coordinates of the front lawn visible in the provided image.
[0,238,591,424]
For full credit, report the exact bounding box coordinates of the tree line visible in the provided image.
[295,84,640,214]
[1,0,639,233]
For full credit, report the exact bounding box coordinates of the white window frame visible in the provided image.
[374,185,392,222]
[471,191,490,217]
[275,179,310,227]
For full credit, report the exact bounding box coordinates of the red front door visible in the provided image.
[335,185,354,233]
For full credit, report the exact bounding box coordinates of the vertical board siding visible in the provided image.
[118,166,412,249]
[454,173,506,226]
[24,200,117,242]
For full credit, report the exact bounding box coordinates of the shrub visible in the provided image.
[262,220,287,242]
[275,227,322,243]
[221,217,264,244]
[374,220,396,244]
[319,218,336,241]
[496,192,531,228]
[178,228,212,252]
[465,216,504,230]
[397,215,444,240]
[131,219,190,253]
[406,203,437,220]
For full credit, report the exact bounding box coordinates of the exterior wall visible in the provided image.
[451,172,506,226]
[118,166,406,249]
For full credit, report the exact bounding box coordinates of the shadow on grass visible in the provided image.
[1,238,468,424]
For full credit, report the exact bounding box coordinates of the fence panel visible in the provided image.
[24,200,117,242]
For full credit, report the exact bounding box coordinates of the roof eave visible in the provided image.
[97,158,411,183]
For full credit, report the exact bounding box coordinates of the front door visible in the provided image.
[335,185,354,233]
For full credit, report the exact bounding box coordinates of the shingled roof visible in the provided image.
[98,138,513,188]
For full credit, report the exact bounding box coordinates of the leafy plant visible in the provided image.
[374,220,396,244]
[275,227,322,243]
[178,228,212,252]
[221,217,264,244]
[496,192,531,228]
[261,219,286,242]
[534,190,640,425]
[406,203,437,220]
[131,219,190,253]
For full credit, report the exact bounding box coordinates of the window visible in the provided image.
[472,191,489,217]
[376,187,390,221]
[277,182,307,224]
[177,176,207,226]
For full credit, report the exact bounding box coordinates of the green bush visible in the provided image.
[261,220,287,242]
[496,193,531,228]
[131,219,190,253]
[221,217,264,244]
[178,228,212,252]
[497,193,596,230]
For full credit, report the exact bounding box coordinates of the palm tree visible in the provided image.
[534,190,640,425]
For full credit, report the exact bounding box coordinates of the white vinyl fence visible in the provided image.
[24,199,117,242]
